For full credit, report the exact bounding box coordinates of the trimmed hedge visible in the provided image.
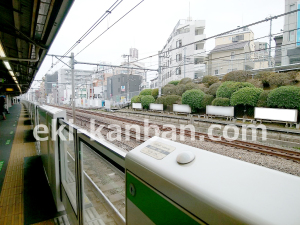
[267,86,300,110]
[246,79,263,88]
[230,87,263,106]
[165,95,181,106]
[141,95,155,109]
[207,82,221,96]
[140,89,152,95]
[182,89,205,112]
[202,75,219,86]
[151,88,159,99]
[212,97,230,106]
[131,95,141,104]
[162,84,176,95]
[254,72,294,87]
[168,80,180,86]
[175,83,199,96]
[222,70,249,82]
[216,81,255,99]
[257,90,270,107]
[155,95,181,109]
[179,77,193,85]
[201,94,215,108]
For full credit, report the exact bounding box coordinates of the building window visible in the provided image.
[170,58,172,65]
[231,52,235,59]
[290,4,296,12]
[289,30,295,42]
[176,54,182,62]
[176,67,181,75]
[176,40,182,48]
[195,42,204,50]
[215,70,219,75]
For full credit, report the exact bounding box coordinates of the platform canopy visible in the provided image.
[0,0,74,95]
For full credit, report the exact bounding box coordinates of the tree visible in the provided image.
[141,95,155,109]
[168,80,180,85]
[182,89,205,112]
[151,88,159,99]
[140,89,152,95]
[131,95,141,104]
[257,90,270,107]
[212,98,230,106]
[202,75,219,86]
[207,82,221,96]
[216,81,254,99]
[201,94,215,108]
[230,87,263,106]
[222,70,249,82]
[179,77,193,85]
[267,86,300,110]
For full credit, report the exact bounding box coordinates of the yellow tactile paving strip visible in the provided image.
[0,107,54,225]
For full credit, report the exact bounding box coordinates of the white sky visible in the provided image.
[31,0,285,89]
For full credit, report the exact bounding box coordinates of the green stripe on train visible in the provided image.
[126,172,200,225]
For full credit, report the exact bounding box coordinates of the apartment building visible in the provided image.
[207,27,270,77]
[159,18,207,86]
[281,0,300,65]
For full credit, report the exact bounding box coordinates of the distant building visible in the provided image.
[57,68,94,104]
[45,72,58,95]
[281,0,300,65]
[107,74,142,102]
[274,35,283,66]
[207,27,271,77]
[160,18,207,85]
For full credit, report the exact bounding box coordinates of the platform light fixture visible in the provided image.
[0,41,5,57]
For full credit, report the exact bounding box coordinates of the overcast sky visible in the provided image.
[31,0,285,89]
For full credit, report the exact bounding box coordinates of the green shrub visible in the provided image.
[202,75,219,86]
[168,80,180,86]
[254,72,293,87]
[151,88,159,99]
[179,78,193,85]
[207,82,221,96]
[201,94,215,108]
[175,83,198,96]
[246,79,263,88]
[222,70,249,82]
[140,89,152,95]
[267,86,300,110]
[230,87,263,106]
[182,89,205,112]
[212,97,230,106]
[164,95,181,106]
[131,95,141,104]
[140,95,155,109]
[216,81,255,99]
[257,90,270,107]
[162,84,176,95]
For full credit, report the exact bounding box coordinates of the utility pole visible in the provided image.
[122,54,130,101]
[71,52,76,123]
[184,47,186,78]
[268,16,273,68]
[158,51,162,97]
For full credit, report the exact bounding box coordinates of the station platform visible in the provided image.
[0,104,63,225]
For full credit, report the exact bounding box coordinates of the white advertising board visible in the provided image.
[105,100,111,109]
[206,105,234,117]
[132,103,142,109]
[150,103,163,111]
[254,107,298,123]
[173,104,191,113]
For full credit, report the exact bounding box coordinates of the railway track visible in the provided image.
[54,105,300,163]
